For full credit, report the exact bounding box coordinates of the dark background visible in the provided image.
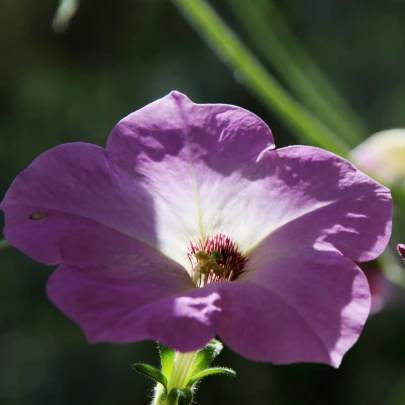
[1,1,405,404]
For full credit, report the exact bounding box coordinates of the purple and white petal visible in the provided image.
[45,224,218,349]
[106,91,275,268]
[106,92,390,267]
[240,146,392,262]
[1,142,160,262]
[48,263,220,351]
[218,247,370,367]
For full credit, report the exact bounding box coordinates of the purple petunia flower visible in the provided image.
[0,92,392,367]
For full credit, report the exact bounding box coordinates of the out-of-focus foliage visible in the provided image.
[1,1,405,405]
[52,0,80,33]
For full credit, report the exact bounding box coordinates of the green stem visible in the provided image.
[0,239,10,249]
[152,385,166,405]
[167,351,196,392]
[152,351,198,405]
[227,0,368,147]
[172,0,350,157]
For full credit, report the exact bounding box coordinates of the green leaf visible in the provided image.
[189,339,223,377]
[133,363,168,391]
[158,343,175,378]
[187,367,236,388]
[167,388,193,405]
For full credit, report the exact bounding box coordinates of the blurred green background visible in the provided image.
[1,1,405,404]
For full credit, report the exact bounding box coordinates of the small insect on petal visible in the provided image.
[29,212,50,220]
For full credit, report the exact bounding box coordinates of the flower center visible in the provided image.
[187,233,247,287]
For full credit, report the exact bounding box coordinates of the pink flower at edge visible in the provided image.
[397,244,405,261]
[0,91,392,368]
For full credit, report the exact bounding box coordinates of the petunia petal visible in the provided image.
[238,145,392,262]
[105,92,390,266]
[217,247,370,367]
[1,207,109,264]
[0,143,160,262]
[106,91,275,268]
[42,221,221,350]
[47,261,221,351]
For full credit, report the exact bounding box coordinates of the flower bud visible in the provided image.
[350,129,405,185]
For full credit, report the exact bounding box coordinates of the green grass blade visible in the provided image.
[227,0,368,147]
[172,0,350,157]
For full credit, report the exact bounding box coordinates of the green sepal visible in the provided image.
[133,363,168,391]
[158,343,175,378]
[189,339,223,377]
[167,387,194,405]
[187,367,236,388]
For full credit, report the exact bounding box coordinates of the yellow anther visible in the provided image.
[193,250,225,287]
[194,250,210,263]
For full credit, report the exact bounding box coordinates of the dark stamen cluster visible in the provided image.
[188,233,247,286]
